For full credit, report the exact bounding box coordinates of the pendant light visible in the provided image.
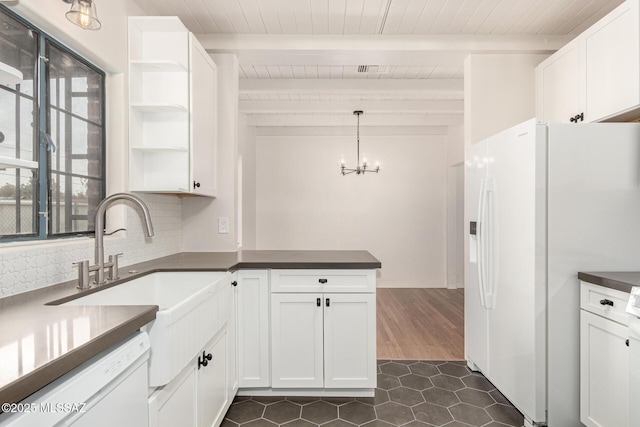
[340,111,380,175]
[62,0,101,30]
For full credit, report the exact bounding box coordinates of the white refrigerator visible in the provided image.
[465,118,640,427]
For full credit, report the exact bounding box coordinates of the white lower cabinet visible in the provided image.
[271,285,376,390]
[149,362,197,427]
[198,331,229,427]
[236,268,376,394]
[149,273,237,427]
[323,293,376,388]
[271,293,324,388]
[580,282,630,427]
[237,270,270,388]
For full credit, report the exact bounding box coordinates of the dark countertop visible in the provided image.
[0,250,380,405]
[578,271,640,294]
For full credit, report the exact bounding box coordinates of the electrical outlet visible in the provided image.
[218,218,229,234]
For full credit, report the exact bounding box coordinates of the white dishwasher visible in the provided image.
[0,331,150,427]
[626,288,640,424]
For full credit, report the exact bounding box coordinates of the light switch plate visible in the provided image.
[218,218,229,234]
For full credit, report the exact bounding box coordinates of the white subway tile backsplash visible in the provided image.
[0,194,183,298]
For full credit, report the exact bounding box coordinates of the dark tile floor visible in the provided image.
[222,360,525,427]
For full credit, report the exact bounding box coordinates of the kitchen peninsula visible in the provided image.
[0,250,381,411]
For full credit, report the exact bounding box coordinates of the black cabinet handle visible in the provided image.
[569,112,585,123]
[626,339,630,347]
[193,181,201,188]
[319,278,328,284]
[326,298,330,307]
[231,281,237,287]
[600,299,614,306]
[317,298,321,307]
[198,351,212,369]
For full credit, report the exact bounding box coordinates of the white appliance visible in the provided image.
[0,331,150,427]
[465,118,640,427]
[626,287,640,425]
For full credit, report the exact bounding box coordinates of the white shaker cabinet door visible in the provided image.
[189,33,217,197]
[323,293,376,389]
[580,310,629,427]
[149,365,196,427]
[535,38,582,124]
[197,331,229,427]
[582,0,640,122]
[237,270,270,388]
[271,293,324,388]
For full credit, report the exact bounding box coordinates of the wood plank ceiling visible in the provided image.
[137,0,625,128]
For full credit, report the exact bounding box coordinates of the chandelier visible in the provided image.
[340,111,380,175]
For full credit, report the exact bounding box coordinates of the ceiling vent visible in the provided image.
[357,65,390,74]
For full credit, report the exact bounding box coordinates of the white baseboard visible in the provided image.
[376,280,446,288]
[377,280,465,289]
[447,281,464,290]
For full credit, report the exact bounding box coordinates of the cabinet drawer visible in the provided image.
[580,281,631,326]
[271,269,375,293]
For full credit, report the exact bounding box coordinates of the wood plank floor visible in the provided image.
[377,288,465,361]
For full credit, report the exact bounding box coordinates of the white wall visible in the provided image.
[464,54,548,146]
[255,128,448,288]
[0,2,184,298]
[446,126,465,289]
[182,54,239,251]
[238,116,257,249]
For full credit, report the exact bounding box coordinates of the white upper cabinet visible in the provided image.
[189,33,217,197]
[535,39,582,124]
[536,0,640,123]
[128,17,217,197]
[582,0,640,122]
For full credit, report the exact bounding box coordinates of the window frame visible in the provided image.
[0,5,106,242]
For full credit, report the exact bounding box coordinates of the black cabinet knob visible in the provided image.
[231,281,238,287]
[626,339,630,347]
[326,298,330,307]
[599,299,614,306]
[317,298,321,307]
[319,278,328,284]
[569,112,585,123]
[198,351,213,369]
[193,181,201,188]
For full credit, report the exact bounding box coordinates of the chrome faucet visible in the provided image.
[73,193,154,289]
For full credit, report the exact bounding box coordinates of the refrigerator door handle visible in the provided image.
[484,177,496,309]
[476,178,487,309]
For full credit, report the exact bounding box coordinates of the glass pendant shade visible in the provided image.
[65,0,101,30]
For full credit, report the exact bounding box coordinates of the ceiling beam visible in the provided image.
[255,126,449,136]
[244,113,463,127]
[198,34,570,67]
[239,79,463,95]
[239,99,463,114]
[198,34,571,53]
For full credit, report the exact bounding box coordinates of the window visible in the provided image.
[0,6,105,241]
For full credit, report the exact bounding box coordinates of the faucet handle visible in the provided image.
[73,260,91,290]
[107,253,123,281]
